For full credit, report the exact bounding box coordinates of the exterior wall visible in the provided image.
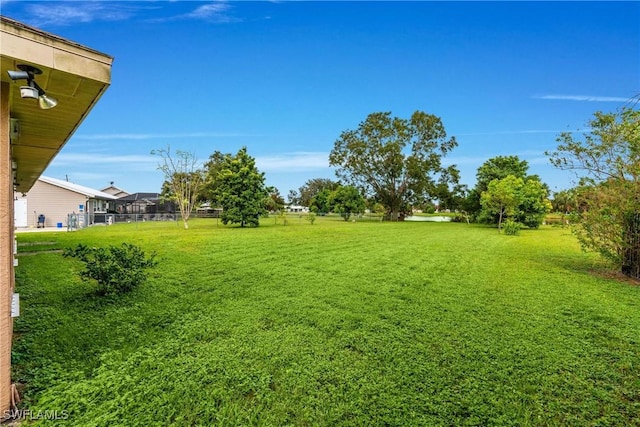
[1,81,14,413]
[101,186,129,198]
[15,180,87,228]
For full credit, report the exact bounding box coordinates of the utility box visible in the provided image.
[11,293,19,318]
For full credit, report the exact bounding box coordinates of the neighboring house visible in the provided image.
[115,192,174,216]
[14,176,117,228]
[196,202,222,218]
[1,15,112,413]
[101,182,130,198]
[286,205,309,213]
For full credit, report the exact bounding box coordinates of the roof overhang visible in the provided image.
[0,16,113,192]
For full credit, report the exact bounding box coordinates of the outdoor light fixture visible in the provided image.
[7,64,58,110]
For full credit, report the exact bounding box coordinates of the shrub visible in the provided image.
[306,212,317,225]
[502,220,521,236]
[277,210,288,226]
[451,213,469,223]
[63,243,157,295]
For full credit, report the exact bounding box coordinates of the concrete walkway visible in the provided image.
[15,227,68,233]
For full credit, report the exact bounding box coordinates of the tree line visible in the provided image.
[155,105,640,279]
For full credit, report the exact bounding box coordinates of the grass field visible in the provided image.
[12,217,640,426]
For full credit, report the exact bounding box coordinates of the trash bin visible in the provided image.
[57,222,63,228]
[37,214,45,228]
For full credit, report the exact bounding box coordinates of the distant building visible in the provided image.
[101,182,130,198]
[286,205,309,213]
[196,203,222,218]
[14,176,116,228]
[115,192,174,215]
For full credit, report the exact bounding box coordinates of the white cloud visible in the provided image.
[51,152,157,167]
[154,1,241,24]
[256,152,330,172]
[533,94,631,102]
[19,1,240,27]
[185,2,234,20]
[25,2,134,26]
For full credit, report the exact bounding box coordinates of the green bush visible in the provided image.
[305,212,317,225]
[277,209,288,226]
[63,243,157,295]
[502,220,521,236]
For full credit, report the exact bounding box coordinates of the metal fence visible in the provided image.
[67,212,179,230]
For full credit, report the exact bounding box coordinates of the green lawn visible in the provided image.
[13,217,640,426]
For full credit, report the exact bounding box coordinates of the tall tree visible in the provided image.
[264,187,285,212]
[287,189,300,205]
[547,106,640,279]
[467,156,530,218]
[476,156,529,191]
[152,146,204,230]
[199,150,227,205]
[432,165,468,211]
[468,155,550,226]
[550,189,577,214]
[309,188,334,214]
[329,111,457,220]
[215,147,269,228]
[513,179,552,228]
[297,178,340,207]
[330,185,366,221]
[480,175,523,232]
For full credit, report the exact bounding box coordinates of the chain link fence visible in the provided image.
[67,212,179,230]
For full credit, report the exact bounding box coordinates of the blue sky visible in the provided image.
[2,1,639,197]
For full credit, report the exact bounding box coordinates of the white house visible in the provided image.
[286,205,309,213]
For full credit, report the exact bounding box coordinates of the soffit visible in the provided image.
[0,16,113,192]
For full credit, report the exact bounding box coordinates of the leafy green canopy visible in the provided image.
[476,155,530,193]
[548,107,640,278]
[480,175,523,232]
[330,185,366,221]
[214,147,269,228]
[480,175,551,231]
[470,155,550,228]
[63,243,157,296]
[329,111,458,220]
[465,155,530,218]
[309,188,333,214]
[293,178,341,207]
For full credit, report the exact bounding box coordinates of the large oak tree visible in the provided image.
[329,111,458,220]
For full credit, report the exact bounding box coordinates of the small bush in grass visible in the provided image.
[277,209,288,226]
[63,243,157,295]
[502,220,522,236]
[305,212,317,225]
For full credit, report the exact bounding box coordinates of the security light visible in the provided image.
[19,85,39,100]
[7,64,58,109]
[38,94,58,109]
